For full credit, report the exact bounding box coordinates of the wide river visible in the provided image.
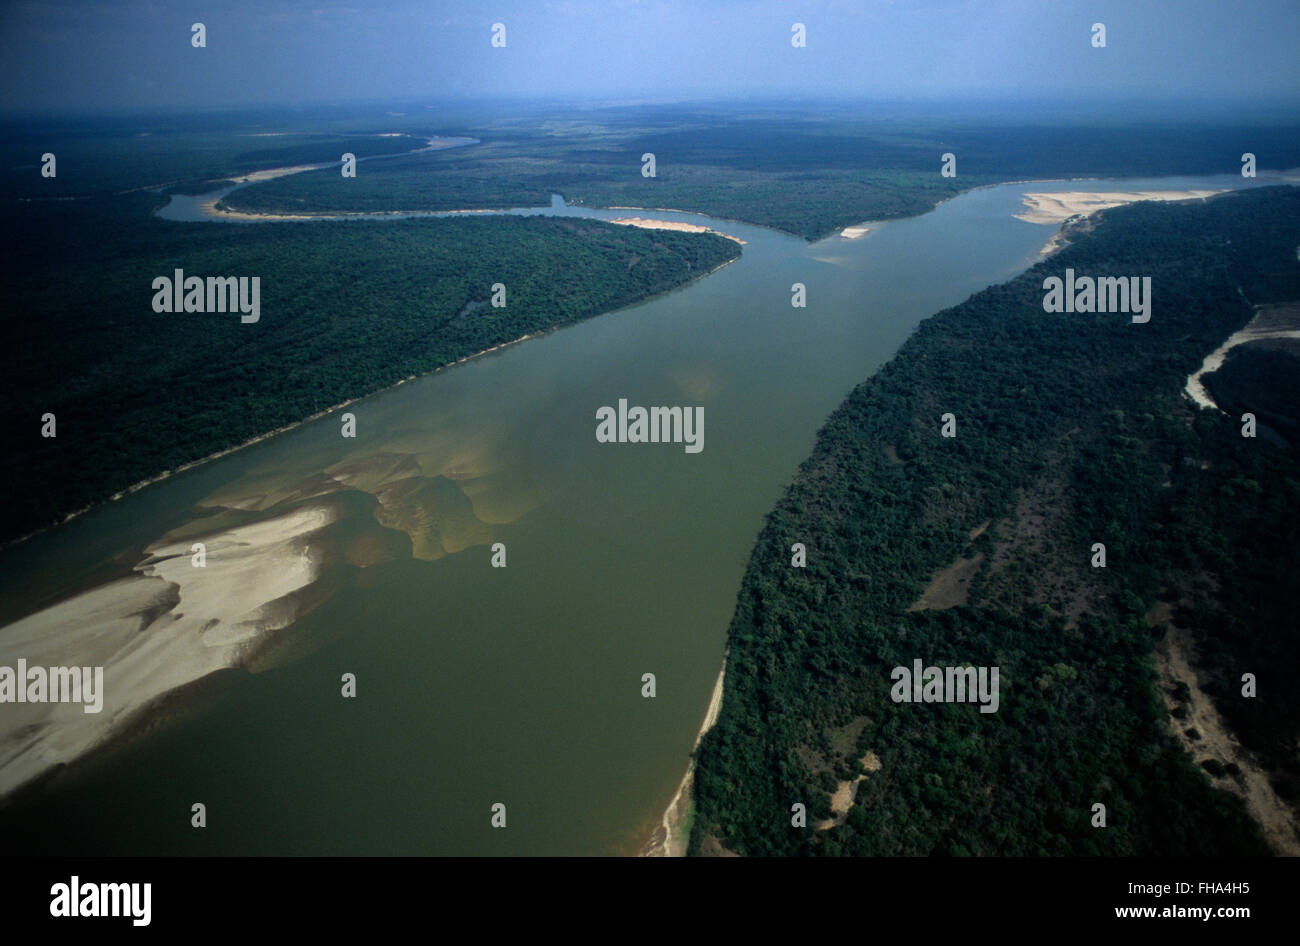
[0,169,1282,854]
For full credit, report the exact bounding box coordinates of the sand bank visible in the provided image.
[1015,189,1224,226]
[225,137,474,187]
[230,162,331,185]
[1185,303,1300,411]
[0,505,339,801]
[641,652,727,857]
[607,216,745,245]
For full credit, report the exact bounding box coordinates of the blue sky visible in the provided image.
[1,0,1297,111]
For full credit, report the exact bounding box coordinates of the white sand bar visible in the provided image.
[1015,190,1224,225]
[0,504,337,799]
[1185,304,1300,411]
[608,216,745,245]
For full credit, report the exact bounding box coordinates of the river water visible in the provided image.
[0,169,1283,854]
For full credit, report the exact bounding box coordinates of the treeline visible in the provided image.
[1202,343,1300,440]
[0,196,739,543]
[1,124,428,200]
[689,186,1300,856]
[223,114,1300,239]
[223,147,971,241]
[1167,362,1300,801]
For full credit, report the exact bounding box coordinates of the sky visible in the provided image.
[1,0,1297,112]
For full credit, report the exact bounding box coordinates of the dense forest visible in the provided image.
[222,111,1300,239]
[9,105,1298,242]
[1,119,429,200]
[0,196,739,543]
[1202,341,1300,441]
[689,186,1300,856]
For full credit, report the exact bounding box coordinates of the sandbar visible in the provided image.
[1015,189,1224,225]
[0,504,338,801]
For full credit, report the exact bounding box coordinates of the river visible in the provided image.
[0,166,1286,855]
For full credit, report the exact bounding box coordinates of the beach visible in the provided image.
[0,504,340,801]
[1185,303,1300,411]
[609,216,746,244]
[640,651,727,857]
[1015,189,1224,225]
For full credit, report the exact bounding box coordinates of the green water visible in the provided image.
[0,173,1272,854]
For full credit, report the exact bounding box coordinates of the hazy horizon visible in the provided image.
[3,0,1298,113]
[4,92,1298,127]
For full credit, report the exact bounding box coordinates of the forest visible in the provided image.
[0,195,739,544]
[220,107,1300,240]
[10,103,1299,242]
[1202,342,1300,441]
[1,117,428,200]
[689,186,1300,856]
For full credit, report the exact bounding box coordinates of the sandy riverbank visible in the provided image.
[202,200,502,222]
[202,136,478,219]
[1185,303,1300,410]
[0,504,339,801]
[608,216,745,244]
[1017,189,1227,256]
[1015,189,1224,226]
[640,651,727,857]
[203,200,750,247]
[209,137,480,193]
